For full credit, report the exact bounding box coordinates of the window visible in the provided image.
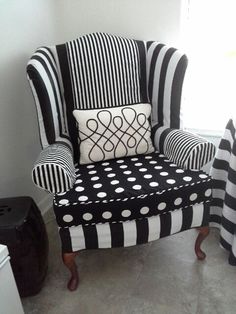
[181,0,236,134]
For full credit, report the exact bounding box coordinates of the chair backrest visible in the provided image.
[27,33,146,161]
[27,33,187,163]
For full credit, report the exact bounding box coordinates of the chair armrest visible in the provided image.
[32,143,76,194]
[153,125,216,170]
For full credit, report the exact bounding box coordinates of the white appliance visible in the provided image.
[0,244,24,314]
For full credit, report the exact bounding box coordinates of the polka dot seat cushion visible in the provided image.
[54,151,212,227]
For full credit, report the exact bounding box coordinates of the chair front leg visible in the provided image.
[195,226,210,260]
[62,252,79,291]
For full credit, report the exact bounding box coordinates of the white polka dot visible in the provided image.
[149,160,157,164]
[166,179,176,185]
[57,192,66,196]
[120,165,128,169]
[107,173,116,178]
[87,164,95,169]
[134,163,142,166]
[93,183,102,189]
[59,199,69,205]
[159,154,165,157]
[139,168,147,172]
[149,182,159,187]
[102,211,112,219]
[205,189,212,197]
[127,177,136,182]
[132,185,142,190]
[104,167,112,172]
[97,192,107,198]
[140,206,149,214]
[155,166,163,170]
[91,176,99,181]
[160,172,169,176]
[75,179,83,184]
[123,170,132,175]
[63,214,73,222]
[174,198,182,206]
[78,195,88,202]
[131,158,138,161]
[145,156,152,159]
[183,176,192,182]
[190,193,198,201]
[115,187,124,193]
[144,174,152,179]
[176,169,184,173]
[102,162,110,166]
[75,186,84,192]
[158,202,167,210]
[170,164,177,167]
[111,180,119,185]
[83,213,93,221]
[121,210,131,217]
[117,159,124,163]
[199,174,208,179]
[88,170,97,175]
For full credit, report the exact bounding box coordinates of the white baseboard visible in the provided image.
[37,194,53,216]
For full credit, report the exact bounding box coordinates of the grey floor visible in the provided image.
[22,209,236,314]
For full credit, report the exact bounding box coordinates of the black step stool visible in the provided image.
[0,197,48,297]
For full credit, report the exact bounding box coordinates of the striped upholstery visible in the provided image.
[146,42,188,129]
[32,144,76,194]
[210,119,236,265]
[27,47,71,149]
[67,33,141,109]
[59,203,209,252]
[154,125,216,170]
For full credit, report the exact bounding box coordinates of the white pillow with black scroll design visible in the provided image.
[73,103,155,164]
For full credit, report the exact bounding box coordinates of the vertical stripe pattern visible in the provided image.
[27,47,71,149]
[147,42,188,129]
[67,33,141,109]
[210,119,236,265]
[153,126,216,170]
[59,203,209,252]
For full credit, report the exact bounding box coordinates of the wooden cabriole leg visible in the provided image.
[62,252,79,291]
[195,226,210,260]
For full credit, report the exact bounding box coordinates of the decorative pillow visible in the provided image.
[73,103,155,164]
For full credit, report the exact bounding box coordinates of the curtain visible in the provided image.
[210,119,236,265]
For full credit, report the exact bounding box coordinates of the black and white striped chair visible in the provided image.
[27,33,216,291]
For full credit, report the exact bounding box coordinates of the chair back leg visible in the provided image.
[195,227,210,260]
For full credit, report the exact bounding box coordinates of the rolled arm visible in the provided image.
[32,143,76,194]
[153,125,216,170]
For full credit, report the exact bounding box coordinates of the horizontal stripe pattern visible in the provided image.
[59,203,209,252]
[147,42,188,129]
[153,126,216,170]
[32,144,76,194]
[210,119,236,265]
[66,33,141,109]
[27,47,71,149]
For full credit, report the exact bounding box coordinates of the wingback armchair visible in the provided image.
[27,33,215,291]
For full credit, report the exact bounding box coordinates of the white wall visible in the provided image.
[0,0,57,210]
[53,0,182,46]
[0,0,182,212]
